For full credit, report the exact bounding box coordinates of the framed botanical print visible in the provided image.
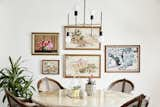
[64,25,101,50]
[105,45,140,73]
[42,60,59,74]
[64,54,101,78]
[32,32,59,55]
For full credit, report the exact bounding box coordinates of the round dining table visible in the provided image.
[32,89,137,107]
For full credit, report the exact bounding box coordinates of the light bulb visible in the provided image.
[98,36,104,43]
[98,31,103,43]
[66,36,71,43]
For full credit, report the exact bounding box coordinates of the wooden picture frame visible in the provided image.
[42,60,59,74]
[32,32,59,55]
[64,25,101,50]
[105,45,140,73]
[64,54,101,78]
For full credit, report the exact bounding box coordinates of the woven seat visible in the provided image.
[37,77,64,92]
[108,78,134,93]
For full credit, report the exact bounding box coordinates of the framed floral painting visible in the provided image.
[64,25,101,50]
[105,45,140,73]
[32,32,59,55]
[64,54,101,78]
[42,60,59,74]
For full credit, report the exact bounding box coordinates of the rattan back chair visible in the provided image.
[37,77,64,92]
[108,78,134,93]
[121,94,145,107]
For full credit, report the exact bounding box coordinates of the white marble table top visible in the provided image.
[32,89,137,107]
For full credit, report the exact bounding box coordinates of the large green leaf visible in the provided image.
[14,56,22,67]
[9,56,14,71]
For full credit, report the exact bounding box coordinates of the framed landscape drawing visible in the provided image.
[64,25,101,50]
[64,54,101,78]
[42,60,59,74]
[105,45,140,73]
[32,32,59,55]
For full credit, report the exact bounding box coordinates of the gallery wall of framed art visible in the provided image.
[30,0,141,78]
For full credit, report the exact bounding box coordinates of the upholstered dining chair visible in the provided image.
[5,89,40,107]
[37,77,64,92]
[121,94,145,107]
[108,78,134,93]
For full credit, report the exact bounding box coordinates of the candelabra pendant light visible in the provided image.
[65,0,103,44]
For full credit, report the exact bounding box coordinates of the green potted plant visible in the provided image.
[0,56,35,103]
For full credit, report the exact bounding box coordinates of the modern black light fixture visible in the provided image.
[66,0,103,43]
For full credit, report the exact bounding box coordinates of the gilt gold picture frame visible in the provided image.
[42,60,59,74]
[105,45,140,73]
[32,32,59,55]
[64,54,101,78]
[64,25,101,50]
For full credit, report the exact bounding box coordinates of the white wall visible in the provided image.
[0,0,160,107]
